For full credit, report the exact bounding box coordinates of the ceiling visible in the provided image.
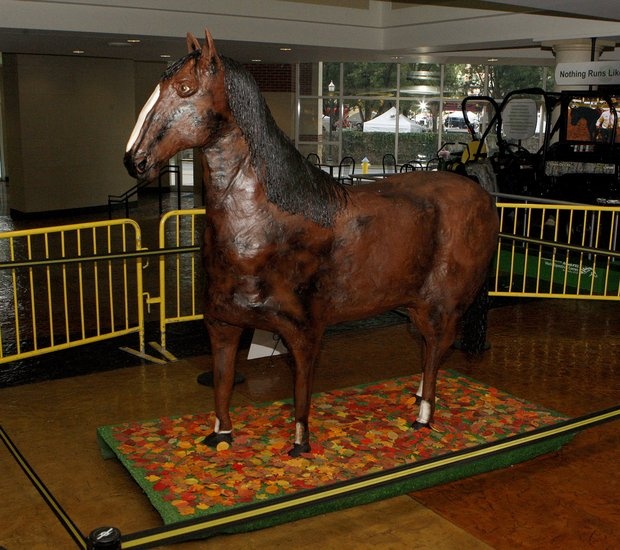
[1,1,620,66]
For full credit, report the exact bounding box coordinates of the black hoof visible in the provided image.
[204,431,233,448]
[287,442,311,457]
[411,420,431,431]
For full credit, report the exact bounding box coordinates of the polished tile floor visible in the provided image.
[0,298,618,549]
[0,187,618,549]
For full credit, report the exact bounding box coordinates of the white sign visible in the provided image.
[502,98,538,140]
[555,61,620,86]
[247,329,288,359]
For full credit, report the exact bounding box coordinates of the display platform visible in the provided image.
[98,370,574,543]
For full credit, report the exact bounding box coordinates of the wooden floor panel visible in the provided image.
[0,298,618,549]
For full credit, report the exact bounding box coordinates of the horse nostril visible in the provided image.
[123,151,148,179]
[136,158,147,174]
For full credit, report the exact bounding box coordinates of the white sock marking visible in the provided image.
[418,400,431,424]
[295,422,304,445]
[213,418,231,435]
[416,376,424,398]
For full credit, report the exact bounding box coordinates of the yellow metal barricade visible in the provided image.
[492,202,620,299]
[0,219,145,364]
[154,209,206,351]
[154,204,620,353]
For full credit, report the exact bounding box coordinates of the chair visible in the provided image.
[382,153,397,174]
[426,158,440,171]
[306,152,321,166]
[400,160,424,172]
[336,156,355,183]
[399,162,417,173]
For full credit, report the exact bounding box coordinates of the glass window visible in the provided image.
[342,62,397,97]
[297,60,551,168]
[322,62,340,96]
[322,97,341,163]
[490,65,551,98]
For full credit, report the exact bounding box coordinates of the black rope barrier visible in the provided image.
[1,233,617,273]
[0,425,89,549]
[0,245,201,270]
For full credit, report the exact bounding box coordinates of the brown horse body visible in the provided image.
[124,30,499,456]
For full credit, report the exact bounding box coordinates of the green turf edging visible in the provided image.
[202,433,573,537]
[99,370,596,548]
[119,431,573,548]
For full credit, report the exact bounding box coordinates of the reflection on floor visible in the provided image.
[0,180,8,218]
[1,188,618,548]
[0,299,618,549]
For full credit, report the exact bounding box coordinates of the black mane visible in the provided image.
[162,50,201,81]
[221,57,348,227]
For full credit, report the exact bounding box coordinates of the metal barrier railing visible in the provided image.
[492,202,620,299]
[2,201,619,365]
[152,204,620,353]
[152,209,205,351]
[0,219,146,364]
[108,165,180,219]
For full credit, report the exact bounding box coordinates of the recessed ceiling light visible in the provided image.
[127,39,141,44]
[160,54,171,58]
[251,58,262,62]
[487,58,499,62]
[72,49,85,54]
[279,47,292,51]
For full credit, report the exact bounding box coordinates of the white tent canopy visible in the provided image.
[363,107,424,133]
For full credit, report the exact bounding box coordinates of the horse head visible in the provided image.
[124,29,229,182]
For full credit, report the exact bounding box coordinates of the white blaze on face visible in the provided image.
[125,85,161,152]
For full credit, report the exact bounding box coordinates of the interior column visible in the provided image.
[547,38,615,91]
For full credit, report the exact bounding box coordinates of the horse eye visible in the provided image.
[178,83,193,96]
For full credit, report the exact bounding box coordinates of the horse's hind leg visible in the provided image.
[203,319,243,448]
[408,306,460,429]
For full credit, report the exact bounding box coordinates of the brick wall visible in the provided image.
[244,62,317,95]
[244,63,294,93]
[299,63,315,95]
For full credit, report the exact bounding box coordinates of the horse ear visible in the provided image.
[186,32,201,54]
[203,28,222,66]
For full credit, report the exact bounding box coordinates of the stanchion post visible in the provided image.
[88,526,121,549]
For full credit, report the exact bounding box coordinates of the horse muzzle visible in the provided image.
[123,151,149,180]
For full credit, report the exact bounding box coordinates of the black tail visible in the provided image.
[458,278,490,356]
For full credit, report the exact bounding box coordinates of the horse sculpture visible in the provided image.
[124,30,499,457]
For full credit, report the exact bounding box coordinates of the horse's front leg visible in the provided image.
[203,319,243,448]
[286,330,323,457]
